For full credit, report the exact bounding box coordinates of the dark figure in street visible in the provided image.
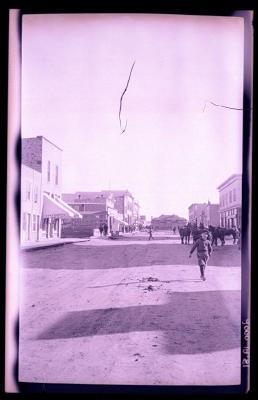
[189,230,212,281]
[173,226,176,235]
[103,223,108,236]
[99,224,104,236]
[178,225,191,244]
[148,225,154,240]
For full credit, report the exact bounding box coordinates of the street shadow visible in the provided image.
[36,290,240,355]
[22,243,241,270]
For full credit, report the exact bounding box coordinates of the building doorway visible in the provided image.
[36,215,40,241]
[50,219,54,238]
[27,213,31,240]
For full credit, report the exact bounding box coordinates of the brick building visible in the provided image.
[217,174,242,228]
[188,203,207,225]
[62,191,127,237]
[21,136,81,244]
[189,202,219,227]
[102,190,135,226]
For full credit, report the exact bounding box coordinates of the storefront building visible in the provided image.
[62,191,127,237]
[21,136,81,244]
[188,203,207,225]
[217,174,242,228]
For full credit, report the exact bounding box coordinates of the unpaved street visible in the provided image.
[19,236,241,386]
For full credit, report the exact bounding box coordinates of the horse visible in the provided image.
[191,224,212,243]
[178,225,191,244]
[208,226,237,245]
[208,225,222,246]
[221,227,237,244]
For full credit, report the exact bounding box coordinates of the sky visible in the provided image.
[21,13,244,220]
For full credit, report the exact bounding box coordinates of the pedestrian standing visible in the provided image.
[148,225,154,240]
[189,230,212,281]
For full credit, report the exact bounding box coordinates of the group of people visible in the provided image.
[99,223,108,236]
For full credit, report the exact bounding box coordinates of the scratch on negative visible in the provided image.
[119,61,135,134]
[203,100,253,112]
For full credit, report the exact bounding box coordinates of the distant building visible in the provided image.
[102,190,135,226]
[62,191,127,237]
[139,215,146,226]
[151,214,187,230]
[21,136,81,244]
[217,174,242,228]
[188,203,207,225]
[203,202,220,227]
[132,200,140,226]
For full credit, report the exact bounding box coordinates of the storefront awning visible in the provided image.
[42,193,82,219]
[113,217,128,225]
[57,196,82,218]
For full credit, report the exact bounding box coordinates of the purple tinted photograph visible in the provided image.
[5,10,252,394]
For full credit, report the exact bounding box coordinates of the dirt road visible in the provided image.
[19,238,241,386]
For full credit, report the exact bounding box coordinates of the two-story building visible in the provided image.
[21,136,81,244]
[151,214,187,230]
[217,174,242,228]
[102,190,135,226]
[62,191,127,237]
[188,203,207,225]
[189,202,220,227]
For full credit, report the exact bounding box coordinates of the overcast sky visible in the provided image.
[21,13,244,219]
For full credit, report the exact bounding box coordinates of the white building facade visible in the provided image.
[217,174,242,228]
[21,136,81,244]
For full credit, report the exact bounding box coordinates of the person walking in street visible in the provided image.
[99,223,104,236]
[148,225,154,240]
[189,230,212,281]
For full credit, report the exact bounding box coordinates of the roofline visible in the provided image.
[38,136,63,151]
[101,190,133,197]
[217,174,242,190]
[22,136,63,151]
[188,203,207,209]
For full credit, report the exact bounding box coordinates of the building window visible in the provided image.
[79,204,84,212]
[229,190,232,203]
[32,214,36,231]
[55,165,59,185]
[26,182,31,201]
[34,186,38,203]
[233,188,236,201]
[22,213,27,231]
[47,161,51,182]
